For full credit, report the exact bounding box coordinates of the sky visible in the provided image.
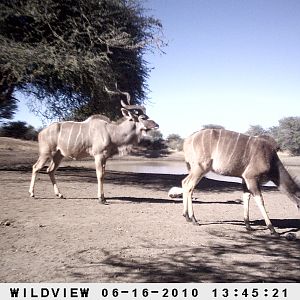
[14,0,300,138]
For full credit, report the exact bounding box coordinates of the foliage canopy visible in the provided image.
[0,120,38,140]
[272,117,300,155]
[0,91,18,120]
[245,125,268,136]
[246,117,300,155]
[166,133,183,151]
[0,0,165,121]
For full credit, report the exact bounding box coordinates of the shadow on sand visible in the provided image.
[63,230,300,282]
[10,165,276,193]
[3,166,300,282]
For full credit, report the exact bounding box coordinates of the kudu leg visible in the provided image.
[242,180,252,231]
[244,177,278,236]
[95,155,107,204]
[242,192,252,231]
[47,151,64,198]
[182,166,204,225]
[29,155,49,197]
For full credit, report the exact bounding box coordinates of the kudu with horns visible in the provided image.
[182,128,300,235]
[29,89,159,203]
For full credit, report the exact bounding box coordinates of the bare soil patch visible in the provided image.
[1,138,300,282]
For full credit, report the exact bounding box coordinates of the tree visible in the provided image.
[273,117,300,155]
[0,91,18,121]
[138,129,166,151]
[147,129,163,142]
[0,120,38,140]
[0,0,165,121]
[245,125,268,136]
[166,133,183,151]
[202,124,225,130]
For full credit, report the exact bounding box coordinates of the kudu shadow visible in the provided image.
[2,165,279,194]
[35,197,99,201]
[252,219,300,233]
[24,166,280,207]
[34,166,253,193]
[106,196,243,205]
[33,195,243,206]
[106,196,179,204]
[199,219,300,233]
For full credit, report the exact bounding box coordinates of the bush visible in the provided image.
[139,130,166,150]
[245,118,300,155]
[166,134,183,151]
[245,125,268,136]
[273,117,300,155]
[0,121,38,140]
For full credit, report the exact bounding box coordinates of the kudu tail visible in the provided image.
[270,154,300,210]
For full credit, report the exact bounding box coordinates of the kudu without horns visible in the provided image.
[182,128,300,235]
[29,89,158,203]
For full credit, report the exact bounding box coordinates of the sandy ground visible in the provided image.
[1,137,300,283]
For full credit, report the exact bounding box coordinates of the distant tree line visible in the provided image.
[245,117,300,155]
[1,116,299,155]
[161,116,300,155]
[0,120,38,140]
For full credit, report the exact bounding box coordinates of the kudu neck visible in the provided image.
[107,120,137,146]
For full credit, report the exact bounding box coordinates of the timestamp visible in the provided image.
[212,287,288,298]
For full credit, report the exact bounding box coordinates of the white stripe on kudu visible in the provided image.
[66,124,74,156]
[181,128,300,236]
[215,129,222,155]
[226,132,240,164]
[201,129,206,158]
[209,129,213,155]
[29,88,159,204]
[73,124,82,151]
[58,123,63,145]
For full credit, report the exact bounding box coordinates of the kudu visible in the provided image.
[29,89,159,203]
[182,128,300,235]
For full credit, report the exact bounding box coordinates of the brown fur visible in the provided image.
[29,110,158,202]
[182,128,300,235]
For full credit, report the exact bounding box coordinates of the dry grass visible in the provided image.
[0,137,38,151]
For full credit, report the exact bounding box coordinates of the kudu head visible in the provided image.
[105,85,159,139]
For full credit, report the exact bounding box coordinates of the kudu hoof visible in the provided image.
[99,198,108,205]
[56,194,64,199]
[245,226,254,232]
[183,213,191,222]
[271,231,280,238]
[183,214,192,223]
[29,192,35,198]
[191,216,200,226]
[184,214,199,225]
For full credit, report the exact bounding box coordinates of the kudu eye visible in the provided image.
[139,115,148,121]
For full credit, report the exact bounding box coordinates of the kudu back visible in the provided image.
[182,128,300,235]
[29,91,158,203]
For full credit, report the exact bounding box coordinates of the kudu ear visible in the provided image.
[121,108,134,120]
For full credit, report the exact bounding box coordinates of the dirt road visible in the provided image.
[1,138,300,282]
